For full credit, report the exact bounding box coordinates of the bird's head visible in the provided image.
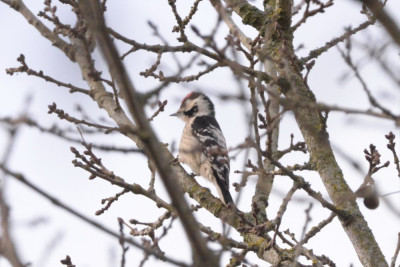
[170,92,215,122]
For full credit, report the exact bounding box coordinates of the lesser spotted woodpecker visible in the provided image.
[171,92,233,205]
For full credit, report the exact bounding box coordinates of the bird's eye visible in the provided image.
[183,105,198,118]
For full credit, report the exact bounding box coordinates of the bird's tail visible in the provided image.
[214,179,234,205]
[222,190,234,205]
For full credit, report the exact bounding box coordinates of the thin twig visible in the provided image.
[6,54,88,94]
[118,218,129,267]
[391,232,400,267]
[385,132,400,178]
[0,116,142,153]
[127,211,173,237]
[292,0,334,31]
[48,103,122,134]
[0,130,25,267]
[300,20,374,63]
[292,203,313,266]
[148,100,167,122]
[271,160,345,216]
[274,183,299,225]
[298,212,336,246]
[70,144,172,211]
[168,0,188,42]
[337,44,397,119]
[96,189,130,216]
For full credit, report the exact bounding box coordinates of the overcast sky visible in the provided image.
[0,1,399,267]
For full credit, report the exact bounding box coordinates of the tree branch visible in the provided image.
[273,1,388,265]
[0,0,75,61]
[79,1,218,265]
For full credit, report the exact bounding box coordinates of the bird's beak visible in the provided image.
[170,111,179,117]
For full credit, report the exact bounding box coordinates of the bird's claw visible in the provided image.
[170,155,180,165]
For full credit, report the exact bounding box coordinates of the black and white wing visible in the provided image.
[191,115,233,204]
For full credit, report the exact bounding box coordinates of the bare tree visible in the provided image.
[0,0,399,267]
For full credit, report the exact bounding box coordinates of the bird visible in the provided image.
[171,91,233,205]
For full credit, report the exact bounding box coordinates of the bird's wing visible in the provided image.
[191,116,230,189]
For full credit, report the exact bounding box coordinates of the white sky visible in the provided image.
[0,1,399,267]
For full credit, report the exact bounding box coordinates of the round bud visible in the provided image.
[363,195,379,209]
